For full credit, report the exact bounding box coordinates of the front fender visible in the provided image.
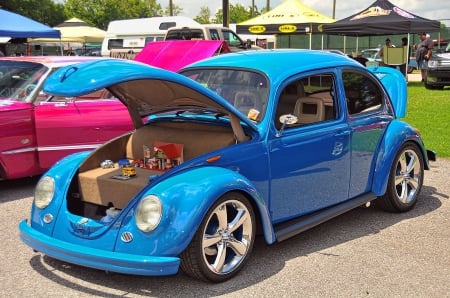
[29,151,92,234]
[372,120,427,195]
[144,166,274,255]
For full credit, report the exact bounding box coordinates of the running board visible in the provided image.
[274,193,377,242]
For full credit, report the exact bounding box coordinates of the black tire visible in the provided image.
[180,192,256,282]
[376,143,424,213]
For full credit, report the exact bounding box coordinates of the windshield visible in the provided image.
[0,61,48,102]
[361,49,381,59]
[180,68,269,123]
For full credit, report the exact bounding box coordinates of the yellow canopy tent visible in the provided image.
[236,0,335,35]
[29,18,105,43]
[236,0,335,48]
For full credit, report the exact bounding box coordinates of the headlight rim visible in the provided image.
[135,194,162,232]
[34,176,55,209]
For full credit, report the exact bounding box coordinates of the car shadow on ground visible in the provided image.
[0,176,39,204]
[26,183,444,296]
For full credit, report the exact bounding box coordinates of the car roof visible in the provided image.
[0,56,105,68]
[183,49,363,81]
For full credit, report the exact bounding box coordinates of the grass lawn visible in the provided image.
[402,81,450,158]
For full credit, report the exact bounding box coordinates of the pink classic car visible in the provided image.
[0,56,133,180]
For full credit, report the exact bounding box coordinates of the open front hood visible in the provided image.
[134,40,228,72]
[43,59,257,129]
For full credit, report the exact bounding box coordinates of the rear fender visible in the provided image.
[372,120,428,195]
[368,66,407,117]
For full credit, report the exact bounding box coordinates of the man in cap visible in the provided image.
[379,38,395,67]
[415,32,433,82]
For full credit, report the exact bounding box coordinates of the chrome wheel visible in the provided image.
[180,193,255,282]
[377,143,424,213]
[393,149,422,204]
[201,199,254,275]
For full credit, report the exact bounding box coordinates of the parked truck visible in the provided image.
[164,25,259,52]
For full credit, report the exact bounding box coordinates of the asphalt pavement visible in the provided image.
[1,158,449,297]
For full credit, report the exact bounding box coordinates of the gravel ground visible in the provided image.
[1,157,449,297]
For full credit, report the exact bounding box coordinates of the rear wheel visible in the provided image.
[180,192,255,282]
[376,143,424,212]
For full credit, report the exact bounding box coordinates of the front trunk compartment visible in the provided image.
[66,122,239,219]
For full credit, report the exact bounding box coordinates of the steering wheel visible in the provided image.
[25,84,36,96]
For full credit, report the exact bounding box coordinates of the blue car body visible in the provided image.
[19,50,433,281]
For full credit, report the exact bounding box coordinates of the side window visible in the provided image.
[209,29,220,40]
[224,30,242,47]
[107,39,123,50]
[342,71,382,115]
[49,89,114,102]
[275,73,337,129]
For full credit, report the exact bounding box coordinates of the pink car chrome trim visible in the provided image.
[2,147,36,155]
[37,144,101,152]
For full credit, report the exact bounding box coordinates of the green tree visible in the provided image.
[161,4,183,16]
[194,6,213,24]
[64,0,162,30]
[0,0,66,26]
[214,3,260,24]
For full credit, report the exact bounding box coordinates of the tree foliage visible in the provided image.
[194,6,212,24]
[0,0,66,26]
[213,3,261,24]
[161,4,183,16]
[63,0,162,30]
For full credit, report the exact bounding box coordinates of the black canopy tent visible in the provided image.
[322,0,440,36]
[322,0,441,77]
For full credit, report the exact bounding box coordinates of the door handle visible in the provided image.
[334,130,351,137]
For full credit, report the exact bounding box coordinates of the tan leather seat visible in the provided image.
[294,96,325,124]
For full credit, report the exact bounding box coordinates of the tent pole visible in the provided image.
[406,33,410,79]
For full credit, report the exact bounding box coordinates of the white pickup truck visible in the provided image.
[164,25,255,51]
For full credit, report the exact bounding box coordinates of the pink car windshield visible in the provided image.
[0,61,48,102]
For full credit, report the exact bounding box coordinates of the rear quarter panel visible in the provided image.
[368,66,407,117]
[371,120,426,195]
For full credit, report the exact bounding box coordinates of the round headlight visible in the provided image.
[34,176,55,209]
[135,195,162,232]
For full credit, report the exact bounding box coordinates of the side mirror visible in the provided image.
[276,114,298,137]
[246,39,252,49]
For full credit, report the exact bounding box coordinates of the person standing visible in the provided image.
[415,32,433,82]
[379,38,395,67]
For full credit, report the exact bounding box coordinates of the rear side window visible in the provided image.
[209,29,220,40]
[342,71,382,115]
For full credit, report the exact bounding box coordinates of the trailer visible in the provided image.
[101,16,200,57]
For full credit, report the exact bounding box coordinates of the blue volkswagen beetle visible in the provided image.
[19,50,435,282]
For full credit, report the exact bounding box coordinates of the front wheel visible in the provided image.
[180,192,256,282]
[376,143,424,213]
